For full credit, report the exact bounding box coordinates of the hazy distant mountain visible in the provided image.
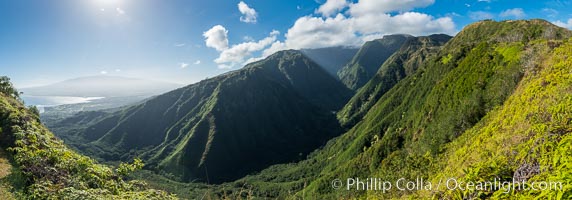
[300,47,359,78]
[21,76,182,97]
[51,50,352,183]
[337,34,412,90]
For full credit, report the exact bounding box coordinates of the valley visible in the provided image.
[1,19,571,199]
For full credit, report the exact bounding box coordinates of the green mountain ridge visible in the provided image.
[49,50,353,184]
[200,19,572,199]
[338,34,452,127]
[337,34,413,90]
[21,19,572,200]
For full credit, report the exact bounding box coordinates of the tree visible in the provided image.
[0,76,20,98]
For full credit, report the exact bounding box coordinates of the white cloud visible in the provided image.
[283,11,455,49]
[238,1,258,23]
[203,25,229,51]
[499,8,525,19]
[115,69,121,72]
[316,0,348,17]
[100,70,108,75]
[554,18,572,29]
[179,63,189,69]
[281,0,454,49]
[174,43,186,47]
[214,30,280,68]
[348,0,435,16]
[116,7,125,15]
[478,0,491,2]
[194,60,201,65]
[468,11,494,20]
[285,14,359,49]
[203,0,456,68]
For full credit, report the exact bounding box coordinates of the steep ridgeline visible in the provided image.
[51,50,352,184]
[337,34,413,90]
[337,34,452,127]
[300,47,359,78]
[211,20,572,199]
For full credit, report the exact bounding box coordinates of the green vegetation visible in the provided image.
[50,50,352,184]
[31,20,572,199]
[337,34,413,90]
[0,82,175,199]
[181,19,571,199]
[401,38,572,199]
[0,77,20,100]
[338,34,452,127]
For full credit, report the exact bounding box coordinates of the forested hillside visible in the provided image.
[206,19,572,199]
[50,50,352,184]
[0,77,175,199]
[24,19,572,200]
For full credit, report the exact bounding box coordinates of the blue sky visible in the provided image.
[1,0,571,88]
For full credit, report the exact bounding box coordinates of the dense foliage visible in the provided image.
[338,34,452,127]
[0,77,20,100]
[49,50,352,184]
[192,19,572,199]
[29,20,572,200]
[0,87,176,199]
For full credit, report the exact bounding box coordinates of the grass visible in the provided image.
[0,148,25,200]
[0,148,14,200]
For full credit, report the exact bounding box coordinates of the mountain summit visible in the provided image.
[51,50,352,183]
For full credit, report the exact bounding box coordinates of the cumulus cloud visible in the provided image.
[238,1,258,23]
[499,8,526,19]
[283,12,455,49]
[194,60,201,65]
[285,14,359,49]
[316,0,349,17]
[206,30,280,68]
[203,25,229,51]
[281,0,454,49]
[100,70,108,75]
[468,11,494,20]
[203,0,456,68]
[554,18,572,29]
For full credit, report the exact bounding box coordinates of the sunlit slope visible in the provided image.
[218,20,571,199]
[52,50,352,184]
[0,84,175,199]
[338,34,452,127]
